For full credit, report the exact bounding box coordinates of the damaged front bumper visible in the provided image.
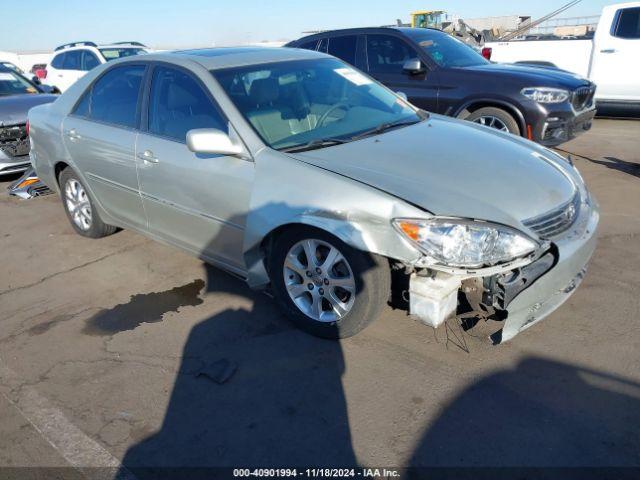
[408,196,599,343]
[495,201,599,342]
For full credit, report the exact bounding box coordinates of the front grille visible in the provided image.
[572,85,595,111]
[0,124,29,158]
[523,192,581,239]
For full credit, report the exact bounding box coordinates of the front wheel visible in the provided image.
[464,107,521,135]
[269,227,391,339]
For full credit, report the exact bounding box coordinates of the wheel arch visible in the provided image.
[455,99,526,137]
[54,161,70,185]
[244,216,400,290]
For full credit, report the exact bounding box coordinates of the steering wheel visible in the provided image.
[316,103,349,129]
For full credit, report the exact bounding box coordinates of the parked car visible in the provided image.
[42,41,148,93]
[0,65,58,177]
[28,48,598,343]
[486,2,640,111]
[1,61,24,74]
[286,27,597,146]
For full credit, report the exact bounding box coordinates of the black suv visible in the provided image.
[286,28,596,146]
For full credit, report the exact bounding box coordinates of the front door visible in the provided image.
[364,34,439,113]
[62,64,147,229]
[136,65,254,270]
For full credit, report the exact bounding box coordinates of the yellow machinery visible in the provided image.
[410,10,447,29]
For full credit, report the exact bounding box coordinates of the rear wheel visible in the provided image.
[464,107,520,135]
[269,226,390,339]
[59,168,117,238]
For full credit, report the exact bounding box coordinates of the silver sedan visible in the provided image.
[28,47,598,342]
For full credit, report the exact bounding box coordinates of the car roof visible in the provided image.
[53,44,145,54]
[127,47,331,70]
[289,26,443,43]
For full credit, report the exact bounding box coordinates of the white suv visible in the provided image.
[42,41,148,92]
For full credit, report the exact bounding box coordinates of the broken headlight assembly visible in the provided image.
[393,218,539,269]
[521,87,569,104]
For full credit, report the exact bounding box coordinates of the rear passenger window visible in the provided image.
[62,51,82,70]
[89,65,145,128]
[327,35,358,65]
[366,35,417,74]
[51,53,65,69]
[81,51,100,71]
[148,66,226,142]
[73,91,90,117]
[298,40,319,51]
[613,7,640,38]
[318,38,328,53]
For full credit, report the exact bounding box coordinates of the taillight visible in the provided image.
[481,47,492,60]
[35,68,47,79]
[25,120,30,136]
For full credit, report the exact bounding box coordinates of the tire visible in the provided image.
[59,168,117,238]
[269,226,391,339]
[464,107,521,135]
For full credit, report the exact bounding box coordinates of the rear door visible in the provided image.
[62,64,147,229]
[590,6,640,101]
[364,33,439,113]
[57,50,86,91]
[324,34,367,71]
[135,64,253,270]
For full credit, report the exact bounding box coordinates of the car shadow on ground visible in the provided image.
[408,358,640,472]
[590,156,640,179]
[556,149,640,180]
[120,263,357,478]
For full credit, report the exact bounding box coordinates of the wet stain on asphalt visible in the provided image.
[28,314,74,336]
[83,279,205,336]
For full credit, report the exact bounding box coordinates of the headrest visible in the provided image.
[249,78,279,105]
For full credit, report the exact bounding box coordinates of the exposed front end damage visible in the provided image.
[405,197,599,344]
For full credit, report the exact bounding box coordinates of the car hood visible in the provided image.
[0,94,57,126]
[289,115,577,231]
[461,62,591,89]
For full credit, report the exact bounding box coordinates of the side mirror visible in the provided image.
[186,128,245,156]
[31,76,42,85]
[402,58,425,75]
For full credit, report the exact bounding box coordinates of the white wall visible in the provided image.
[0,51,53,73]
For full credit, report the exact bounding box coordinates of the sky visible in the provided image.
[1,0,615,53]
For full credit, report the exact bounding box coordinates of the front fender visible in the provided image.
[242,149,426,288]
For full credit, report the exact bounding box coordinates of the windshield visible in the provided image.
[99,48,146,61]
[409,31,488,68]
[0,70,38,96]
[213,58,423,150]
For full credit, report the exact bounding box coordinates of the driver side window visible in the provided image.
[148,66,227,142]
[366,35,417,74]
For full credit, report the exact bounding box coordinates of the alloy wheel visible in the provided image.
[65,179,92,231]
[283,238,356,322]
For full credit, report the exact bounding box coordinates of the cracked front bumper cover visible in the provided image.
[495,198,599,343]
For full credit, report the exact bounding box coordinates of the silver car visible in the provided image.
[28,48,599,343]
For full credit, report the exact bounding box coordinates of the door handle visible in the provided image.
[137,150,159,164]
[66,128,81,141]
[600,48,616,53]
